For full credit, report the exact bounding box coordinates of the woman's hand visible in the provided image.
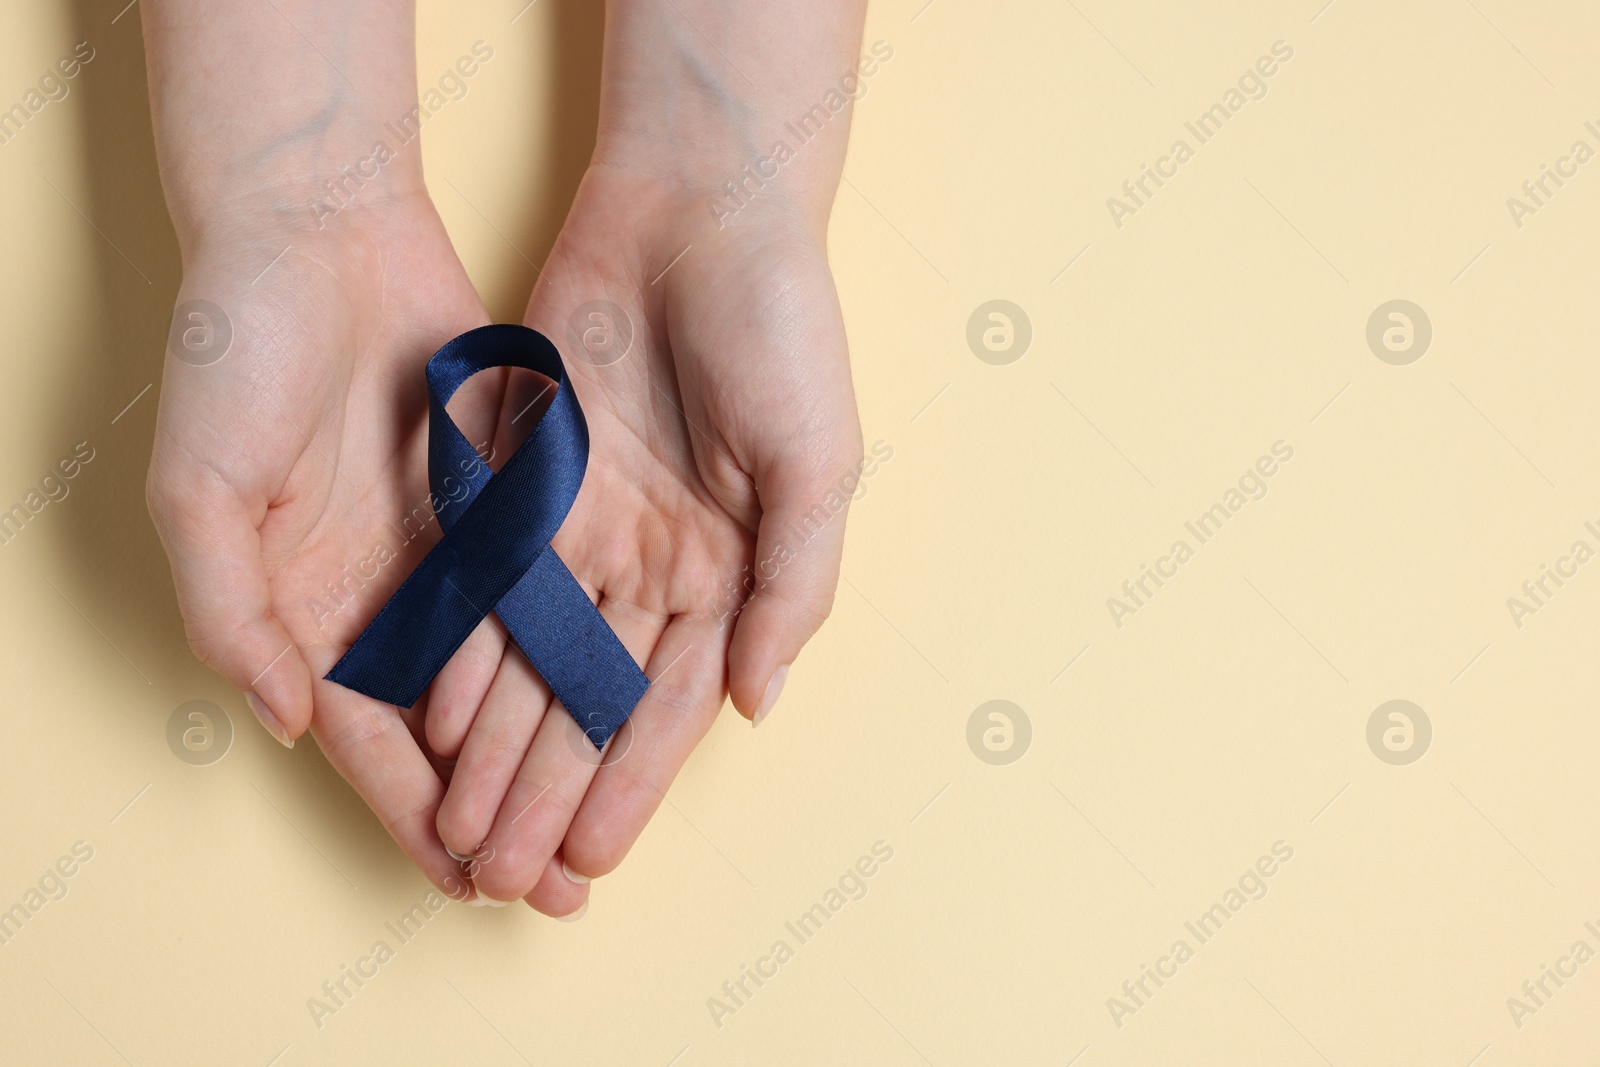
[432,163,864,914]
[433,0,869,912]
[143,0,506,901]
[148,194,503,900]
[143,0,870,913]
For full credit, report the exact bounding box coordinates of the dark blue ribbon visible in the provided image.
[326,324,648,748]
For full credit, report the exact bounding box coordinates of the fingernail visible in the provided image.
[484,898,510,908]
[245,691,294,748]
[445,847,474,863]
[752,665,789,728]
[562,861,591,884]
[556,899,588,923]
[466,896,490,907]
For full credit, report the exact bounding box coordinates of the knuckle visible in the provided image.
[567,776,659,875]
[645,674,701,717]
[565,822,629,876]
[475,853,542,901]
[178,613,228,675]
[754,581,835,630]
[436,808,486,856]
[810,587,837,625]
[143,465,180,527]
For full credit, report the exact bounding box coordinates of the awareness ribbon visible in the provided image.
[326,324,648,748]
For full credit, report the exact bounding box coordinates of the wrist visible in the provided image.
[592,136,836,241]
[143,0,433,252]
[592,0,875,228]
[162,140,429,255]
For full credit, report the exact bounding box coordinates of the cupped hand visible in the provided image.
[430,164,863,914]
[146,193,499,901]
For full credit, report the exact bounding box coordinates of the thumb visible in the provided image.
[147,463,313,747]
[727,440,862,725]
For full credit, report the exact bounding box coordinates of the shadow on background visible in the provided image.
[54,0,181,681]
[56,0,602,875]
[476,0,603,321]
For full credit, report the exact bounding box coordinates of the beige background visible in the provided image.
[2,0,1597,1063]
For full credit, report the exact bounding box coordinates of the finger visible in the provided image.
[468,699,598,901]
[521,850,590,919]
[311,679,479,903]
[425,616,507,759]
[472,596,666,901]
[146,464,313,745]
[426,366,557,759]
[435,642,554,857]
[563,613,730,878]
[399,696,458,783]
[726,438,861,722]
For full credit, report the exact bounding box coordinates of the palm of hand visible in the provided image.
[148,196,493,894]
[151,171,859,913]
[429,165,861,911]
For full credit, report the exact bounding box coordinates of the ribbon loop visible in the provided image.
[327,324,649,748]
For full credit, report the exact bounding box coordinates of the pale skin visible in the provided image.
[142,0,866,912]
